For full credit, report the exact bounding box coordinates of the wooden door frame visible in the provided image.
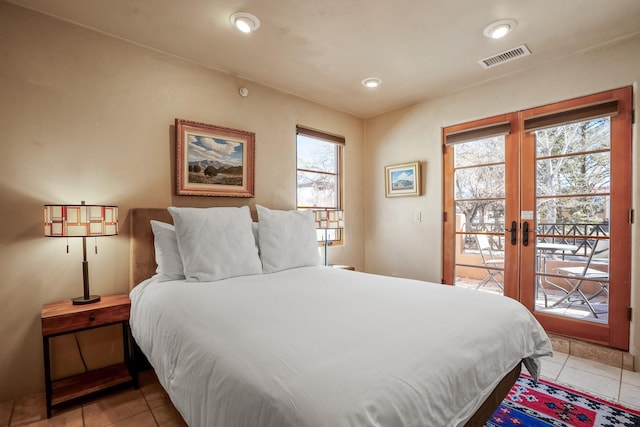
[519,86,632,350]
[442,112,520,300]
[442,86,632,350]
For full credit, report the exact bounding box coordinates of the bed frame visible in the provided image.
[128,208,521,427]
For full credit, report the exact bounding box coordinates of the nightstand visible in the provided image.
[41,294,137,418]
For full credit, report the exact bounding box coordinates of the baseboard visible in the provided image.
[548,333,634,371]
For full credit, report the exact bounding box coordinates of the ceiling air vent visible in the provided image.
[478,44,531,69]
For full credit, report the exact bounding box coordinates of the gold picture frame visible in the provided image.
[384,161,421,197]
[175,119,255,197]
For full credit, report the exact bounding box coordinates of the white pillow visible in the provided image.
[256,205,321,273]
[167,206,262,282]
[251,222,259,249]
[150,220,185,281]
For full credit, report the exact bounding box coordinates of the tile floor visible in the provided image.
[0,370,186,427]
[537,351,640,410]
[2,355,640,426]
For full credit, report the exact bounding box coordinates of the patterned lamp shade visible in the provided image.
[43,201,118,305]
[313,209,344,267]
[313,209,344,230]
[44,204,118,237]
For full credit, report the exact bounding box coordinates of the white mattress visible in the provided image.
[130,266,552,427]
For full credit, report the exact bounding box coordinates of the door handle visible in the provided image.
[522,221,530,246]
[506,221,517,246]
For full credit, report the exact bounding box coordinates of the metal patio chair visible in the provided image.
[552,239,609,318]
[476,234,504,290]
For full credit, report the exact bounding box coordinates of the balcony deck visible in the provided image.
[454,277,608,324]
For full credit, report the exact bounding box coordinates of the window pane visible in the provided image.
[297,171,337,208]
[455,200,506,232]
[536,152,610,197]
[297,135,337,173]
[454,233,505,296]
[296,129,341,243]
[454,165,505,200]
[454,136,505,168]
[536,195,610,228]
[535,117,610,158]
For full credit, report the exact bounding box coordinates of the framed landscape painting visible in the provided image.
[384,161,421,197]
[175,119,255,197]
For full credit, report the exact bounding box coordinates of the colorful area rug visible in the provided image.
[486,374,640,427]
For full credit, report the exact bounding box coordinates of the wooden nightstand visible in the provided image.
[41,294,137,418]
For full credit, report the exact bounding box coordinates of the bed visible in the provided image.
[128,207,552,427]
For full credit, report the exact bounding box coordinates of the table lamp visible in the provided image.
[44,201,118,304]
[313,209,344,266]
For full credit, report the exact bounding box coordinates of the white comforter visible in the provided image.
[130,267,551,427]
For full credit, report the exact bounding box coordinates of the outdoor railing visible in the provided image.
[537,222,609,256]
[463,222,609,256]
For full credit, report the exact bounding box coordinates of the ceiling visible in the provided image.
[8,0,640,118]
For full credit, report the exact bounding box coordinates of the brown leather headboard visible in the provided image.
[129,208,173,289]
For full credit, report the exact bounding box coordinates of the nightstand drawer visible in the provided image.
[41,294,131,337]
[42,305,130,336]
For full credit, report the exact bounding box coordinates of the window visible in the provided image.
[296,126,344,242]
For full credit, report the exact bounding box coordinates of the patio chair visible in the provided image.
[552,239,609,318]
[536,242,579,308]
[475,234,504,290]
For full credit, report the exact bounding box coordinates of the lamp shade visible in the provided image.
[43,202,118,305]
[313,209,343,267]
[44,204,118,237]
[313,209,344,229]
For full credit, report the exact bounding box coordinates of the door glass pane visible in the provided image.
[454,165,505,199]
[455,200,506,232]
[534,120,610,323]
[536,152,610,196]
[535,117,610,157]
[454,233,505,294]
[537,196,610,227]
[452,136,506,295]
[454,136,505,167]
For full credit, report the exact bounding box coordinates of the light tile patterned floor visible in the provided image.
[2,355,639,426]
[538,351,640,410]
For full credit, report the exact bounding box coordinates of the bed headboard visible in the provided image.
[129,208,173,289]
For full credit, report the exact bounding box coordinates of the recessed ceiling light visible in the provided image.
[229,12,261,33]
[361,77,382,88]
[483,19,517,39]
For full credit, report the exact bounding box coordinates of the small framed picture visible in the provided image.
[175,119,255,197]
[384,161,421,197]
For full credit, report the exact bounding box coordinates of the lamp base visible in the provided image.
[72,295,101,305]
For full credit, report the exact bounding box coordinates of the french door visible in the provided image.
[442,87,632,349]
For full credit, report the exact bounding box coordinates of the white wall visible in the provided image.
[0,2,365,401]
[364,34,640,356]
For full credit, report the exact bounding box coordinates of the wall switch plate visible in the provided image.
[414,211,422,223]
